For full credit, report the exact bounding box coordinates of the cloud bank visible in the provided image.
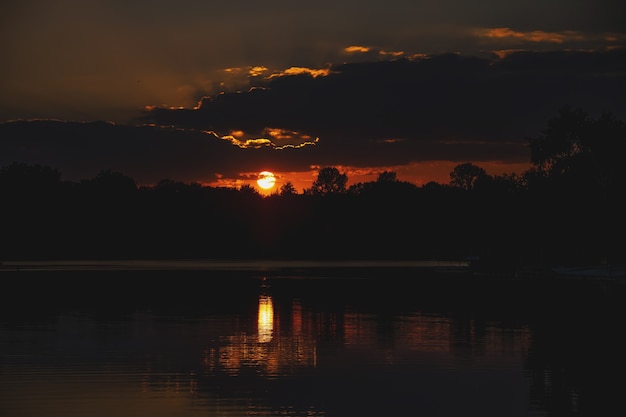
[1,49,625,187]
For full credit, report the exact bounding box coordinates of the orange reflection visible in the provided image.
[258,294,274,343]
[200,288,532,379]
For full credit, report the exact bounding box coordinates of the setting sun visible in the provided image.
[257,171,276,190]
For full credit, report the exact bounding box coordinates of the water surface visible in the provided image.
[1,266,624,416]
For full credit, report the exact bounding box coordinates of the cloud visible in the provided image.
[473,27,626,51]
[2,49,625,187]
[475,28,585,43]
[0,121,225,183]
[221,128,319,149]
[138,48,626,144]
[3,0,625,126]
[268,67,332,79]
[345,46,372,54]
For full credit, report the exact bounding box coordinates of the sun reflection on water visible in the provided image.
[258,294,274,343]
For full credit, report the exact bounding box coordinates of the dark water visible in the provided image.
[1,265,624,417]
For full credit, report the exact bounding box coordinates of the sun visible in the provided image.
[257,171,276,190]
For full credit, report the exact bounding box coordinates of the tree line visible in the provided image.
[1,106,625,269]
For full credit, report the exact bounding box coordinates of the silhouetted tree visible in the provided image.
[527,106,626,265]
[589,112,626,195]
[80,169,137,197]
[308,167,348,195]
[528,105,626,198]
[377,171,397,182]
[422,181,449,191]
[4,106,625,266]
[450,162,488,191]
[529,106,589,176]
[475,172,523,194]
[153,178,202,194]
[239,184,259,196]
[0,163,68,260]
[0,162,63,196]
[279,181,297,196]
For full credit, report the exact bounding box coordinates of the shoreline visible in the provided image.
[2,259,625,283]
[0,259,469,273]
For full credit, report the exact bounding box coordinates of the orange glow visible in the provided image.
[249,66,269,77]
[224,136,273,149]
[253,170,314,194]
[266,128,296,140]
[208,161,533,194]
[257,171,276,190]
[258,294,274,343]
[345,45,371,53]
[268,67,330,78]
[475,27,586,44]
[491,49,526,59]
[229,130,245,138]
[220,129,318,149]
[391,160,532,186]
[380,50,405,57]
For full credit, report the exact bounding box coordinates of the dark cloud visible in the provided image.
[0,119,347,184]
[137,49,626,157]
[3,1,625,125]
[2,49,624,185]
[0,121,238,184]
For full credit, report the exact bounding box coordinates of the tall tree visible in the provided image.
[0,162,62,196]
[81,169,137,196]
[450,162,488,191]
[526,106,626,265]
[376,171,397,183]
[308,167,348,195]
[528,105,626,197]
[279,182,297,196]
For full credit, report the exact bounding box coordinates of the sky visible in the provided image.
[1,0,625,191]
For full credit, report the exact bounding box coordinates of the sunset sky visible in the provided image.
[2,0,625,191]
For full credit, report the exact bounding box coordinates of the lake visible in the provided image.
[1,261,624,417]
